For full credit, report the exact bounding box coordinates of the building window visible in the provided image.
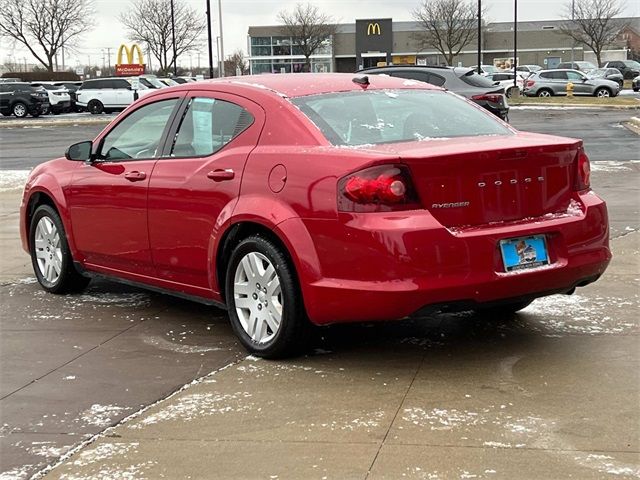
[251,36,271,46]
[251,45,271,56]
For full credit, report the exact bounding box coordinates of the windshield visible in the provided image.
[577,62,596,69]
[623,60,640,68]
[291,89,511,147]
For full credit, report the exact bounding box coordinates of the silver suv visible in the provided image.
[524,69,620,98]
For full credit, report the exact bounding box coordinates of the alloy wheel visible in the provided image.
[13,103,27,117]
[34,216,62,284]
[233,252,283,344]
[596,89,610,97]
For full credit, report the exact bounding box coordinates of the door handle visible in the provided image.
[207,169,235,181]
[124,171,147,182]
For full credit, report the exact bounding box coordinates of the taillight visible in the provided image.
[471,93,503,103]
[525,80,535,88]
[338,165,421,212]
[574,149,591,191]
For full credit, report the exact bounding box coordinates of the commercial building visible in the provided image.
[247,17,639,74]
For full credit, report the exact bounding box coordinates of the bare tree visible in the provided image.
[412,0,479,66]
[278,3,337,72]
[559,0,628,66]
[120,0,206,74]
[0,0,94,72]
[225,49,248,76]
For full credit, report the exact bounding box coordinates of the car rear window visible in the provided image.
[459,70,497,88]
[291,89,511,146]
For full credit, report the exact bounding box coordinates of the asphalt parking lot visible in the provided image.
[0,108,638,479]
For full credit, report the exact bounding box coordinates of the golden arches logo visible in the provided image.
[116,43,144,65]
[367,23,381,35]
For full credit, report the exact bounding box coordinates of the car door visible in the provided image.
[0,84,10,113]
[147,91,265,296]
[566,71,591,95]
[546,71,568,94]
[112,79,134,107]
[67,94,183,276]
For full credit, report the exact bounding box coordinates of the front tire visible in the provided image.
[29,205,90,294]
[595,87,610,98]
[225,235,309,359]
[12,102,28,118]
[87,100,104,115]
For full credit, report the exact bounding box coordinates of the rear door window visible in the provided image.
[389,70,431,84]
[170,98,254,157]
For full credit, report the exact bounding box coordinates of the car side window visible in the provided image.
[169,97,254,158]
[99,99,179,161]
[566,71,584,81]
[390,71,430,84]
[427,73,446,86]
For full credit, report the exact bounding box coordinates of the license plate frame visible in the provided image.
[499,235,550,272]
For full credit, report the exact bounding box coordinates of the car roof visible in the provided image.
[165,73,442,98]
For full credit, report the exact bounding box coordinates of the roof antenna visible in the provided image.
[352,75,370,89]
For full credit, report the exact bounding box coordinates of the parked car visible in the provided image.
[0,82,49,118]
[633,74,639,92]
[357,65,509,121]
[469,65,502,76]
[20,73,610,357]
[588,68,624,88]
[139,75,167,89]
[602,60,640,80]
[524,69,620,97]
[515,65,542,77]
[485,72,524,97]
[556,61,597,74]
[76,77,153,114]
[157,78,180,87]
[173,77,196,84]
[52,81,83,112]
[31,83,72,114]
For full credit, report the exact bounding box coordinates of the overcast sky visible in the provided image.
[1,0,638,71]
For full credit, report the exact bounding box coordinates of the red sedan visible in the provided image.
[20,73,610,357]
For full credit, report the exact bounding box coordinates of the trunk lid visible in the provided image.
[367,132,580,227]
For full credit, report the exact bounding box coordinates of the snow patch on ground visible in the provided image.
[70,442,138,467]
[68,292,151,309]
[29,443,70,458]
[0,170,30,192]
[0,465,34,480]
[521,294,639,335]
[590,160,639,172]
[142,335,227,354]
[78,404,128,428]
[128,392,254,428]
[402,407,485,430]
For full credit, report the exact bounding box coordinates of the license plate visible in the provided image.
[500,235,549,272]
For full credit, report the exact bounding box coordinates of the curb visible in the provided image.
[0,117,113,129]
[510,103,640,110]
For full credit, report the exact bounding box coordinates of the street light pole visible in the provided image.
[218,0,224,77]
[570,0,575,65]
[170,0,177,76]
[477,0,482,74]
[206,0,214,78]
[513,0,518,88]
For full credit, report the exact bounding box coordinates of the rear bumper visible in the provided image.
[299,191,610,325]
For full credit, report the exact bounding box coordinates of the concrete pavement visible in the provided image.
[41,230,639,479]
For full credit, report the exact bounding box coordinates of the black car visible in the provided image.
[357,65,509,121]
[0,82,49,118]
[588,68,624,88]
[633,75,639,92]
[603,60,640,80]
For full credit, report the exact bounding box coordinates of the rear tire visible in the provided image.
[537,89,553,98]
[29,205,90,294]
[225,235,310,359]
[87,100,104,115]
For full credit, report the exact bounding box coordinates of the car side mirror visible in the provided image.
[65,141,93,161]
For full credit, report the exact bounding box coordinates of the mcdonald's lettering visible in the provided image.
[367,23,381,35]
[115,43,146,76]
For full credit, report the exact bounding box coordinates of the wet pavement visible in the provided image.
[0,109,639,478]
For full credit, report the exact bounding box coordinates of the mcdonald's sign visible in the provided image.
[115,43,146,76]
[367,22,381,36]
